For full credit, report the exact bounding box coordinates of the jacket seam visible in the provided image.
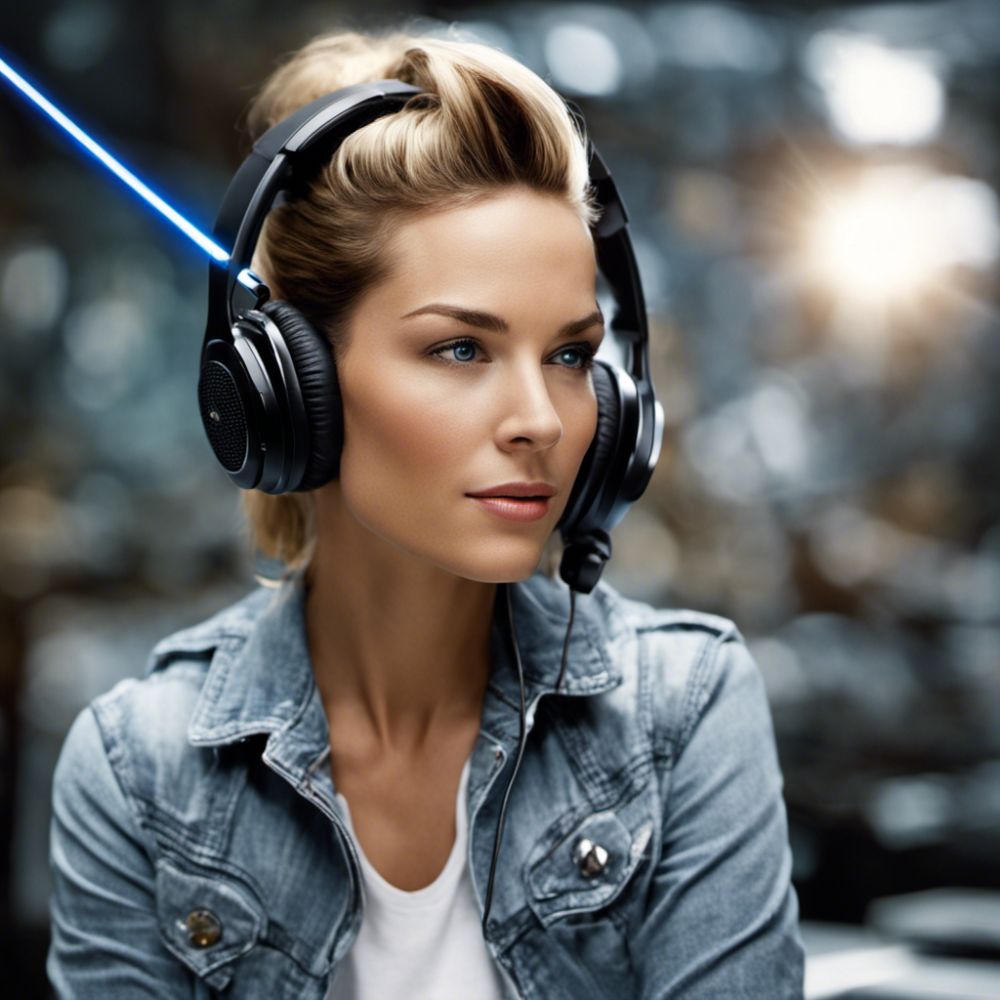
[676,627,738,760]
[88,701,163,875]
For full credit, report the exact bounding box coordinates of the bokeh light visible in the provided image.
[805,31,946,146]
[802,167,1000,304]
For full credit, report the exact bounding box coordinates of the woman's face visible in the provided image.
[324,185,603,583]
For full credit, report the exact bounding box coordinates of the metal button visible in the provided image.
[494,747,503,761]
[572,837,610,877]
[180,908,223,948]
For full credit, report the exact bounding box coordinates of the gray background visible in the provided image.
[2,1,999,995]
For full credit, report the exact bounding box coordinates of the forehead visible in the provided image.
[372,188,597,316]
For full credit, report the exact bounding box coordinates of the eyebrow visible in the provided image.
[400,303,605,338]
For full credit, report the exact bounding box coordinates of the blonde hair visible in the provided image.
[239,26,600,573]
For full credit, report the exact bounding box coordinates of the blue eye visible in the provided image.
[555,346,594,369]
[430,338,596,370]
[451,341,478,363]
[428,338,483,364]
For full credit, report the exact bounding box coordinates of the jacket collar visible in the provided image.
[178,569,622,751]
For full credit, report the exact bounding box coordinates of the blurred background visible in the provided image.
[2,0,999,996]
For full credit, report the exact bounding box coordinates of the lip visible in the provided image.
[469,496,550,523]
[466,481,556,498]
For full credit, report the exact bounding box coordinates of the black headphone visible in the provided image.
[198,79,663,595]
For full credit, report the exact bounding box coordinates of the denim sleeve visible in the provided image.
[633,631,805,999]
[47,704,195,999]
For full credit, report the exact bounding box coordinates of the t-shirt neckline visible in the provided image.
[334,755,472,910]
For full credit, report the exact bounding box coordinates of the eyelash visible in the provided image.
[429,337,597,371]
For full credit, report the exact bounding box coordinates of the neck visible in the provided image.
[304,491,497,758]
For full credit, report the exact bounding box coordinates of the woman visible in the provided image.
[47,27,805,1000]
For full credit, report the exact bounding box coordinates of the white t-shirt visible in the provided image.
[327,755,515,999]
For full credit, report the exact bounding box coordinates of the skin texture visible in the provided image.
[305,185,603,767]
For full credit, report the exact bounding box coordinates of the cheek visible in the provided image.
[336,358,599,538]
[565,388,599,465]
[337,369,475,512]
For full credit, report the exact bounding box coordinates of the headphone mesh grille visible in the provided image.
[198,364,248,473]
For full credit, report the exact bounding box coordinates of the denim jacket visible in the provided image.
[48,569,805,999]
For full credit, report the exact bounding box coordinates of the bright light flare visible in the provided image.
[803,167,999,304]
[0,50,229,264]
[805,31,945,146]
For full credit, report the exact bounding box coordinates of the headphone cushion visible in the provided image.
[562,360,621,536]
[261,299,342,489]
[589,359,622,486]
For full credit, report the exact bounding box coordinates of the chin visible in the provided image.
[445,537,548,584]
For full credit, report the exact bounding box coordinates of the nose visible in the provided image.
[494,360,563,453]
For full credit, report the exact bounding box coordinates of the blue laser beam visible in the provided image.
[0,50,230,264]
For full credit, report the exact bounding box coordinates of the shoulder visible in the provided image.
[616,587,754,749]
[556,572,760,761]
[96,583,268,732]
[53,583,273,825]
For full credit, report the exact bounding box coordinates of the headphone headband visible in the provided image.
[206,80,422,342]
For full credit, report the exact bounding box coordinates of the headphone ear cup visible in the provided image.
[260,300,343,490]
[559,359,622,537]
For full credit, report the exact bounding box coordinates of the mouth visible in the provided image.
[465,480,556,523]
[465,481,556,500]
[478,494,547,500]
[467,495,551,523]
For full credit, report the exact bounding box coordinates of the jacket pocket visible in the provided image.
[525,808,654,927]
[155,857,265,991]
